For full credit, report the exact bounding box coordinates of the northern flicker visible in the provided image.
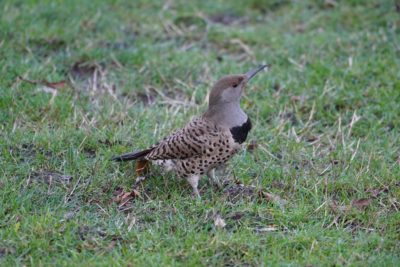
[112,65,268,197]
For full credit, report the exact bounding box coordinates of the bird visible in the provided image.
[112,65,268,197]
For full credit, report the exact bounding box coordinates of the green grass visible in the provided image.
[1,0,400,266]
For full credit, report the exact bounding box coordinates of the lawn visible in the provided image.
[1,0,399,266]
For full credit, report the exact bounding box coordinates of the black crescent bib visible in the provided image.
[230,117,252,144]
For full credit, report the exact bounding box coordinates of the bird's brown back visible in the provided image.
[145,117,231,161]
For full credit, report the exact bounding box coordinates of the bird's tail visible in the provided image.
[111,148,154,162]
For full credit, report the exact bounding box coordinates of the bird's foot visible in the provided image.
[207,168,224,190]
[187,175,201,199]
[191,188,201,199]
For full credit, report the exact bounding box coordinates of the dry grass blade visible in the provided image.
[112,189,141,208]
[18,76,67,89]
[254,226,278,233]
[230,38,255,60]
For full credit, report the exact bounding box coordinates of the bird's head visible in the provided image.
[208,65,268,107]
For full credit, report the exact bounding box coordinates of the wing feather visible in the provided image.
[145,118,225,160]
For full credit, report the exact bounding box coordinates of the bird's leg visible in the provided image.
[217,163,232,182]
[207,168,223,190]
[186,175,201,198]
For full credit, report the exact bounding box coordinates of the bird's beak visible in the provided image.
[245,64,269,81]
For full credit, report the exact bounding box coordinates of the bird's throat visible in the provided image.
[205,102,247,129]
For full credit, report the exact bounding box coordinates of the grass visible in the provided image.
[1,0,399,266]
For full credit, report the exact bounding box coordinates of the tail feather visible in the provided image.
[111,148,153,162]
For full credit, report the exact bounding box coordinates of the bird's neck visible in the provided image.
[204,102,248,128]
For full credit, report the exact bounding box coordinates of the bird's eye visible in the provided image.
[232,83,238,88]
